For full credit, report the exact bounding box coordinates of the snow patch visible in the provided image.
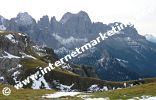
[58,84,74,92]
[42,92,80,99]
[43,91,109,100]
[97,57,105,63]
[31,76,50,89]
[88,85,108,92]
[129,96,156,100]
[8,64,22,72]
[20,52,36,59]
[85,98,109,100]
[0,51,20,59]
[18,33,26,36]
[12,70,21,83]
[32,45,46,52]
[0,76,4,81]
[116,58,128,63]
[5,34,18,43]
[53,80,75,92]
[12,71,20,77]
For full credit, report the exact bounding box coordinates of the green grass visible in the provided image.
[143,77,156,83]
[125,77,156,84]
[20,58,48,69]
[54,68,80,76]
[0,31,13,35]
[92,81,156,100]
[0,84,56,100]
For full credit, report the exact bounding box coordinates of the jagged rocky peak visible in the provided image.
[37,15,51,30]
[77,11,91,22]
[15,12,35,26]
[0,15,7,31]
[108,22,140,36]
[38,15,50,26]
[108,22,126,30]
[39,15,49,22]
[60,11,91,24]
[109,22,131,29]
[0,15,6,23]
[60,12,73,24]
[50,16,57,23]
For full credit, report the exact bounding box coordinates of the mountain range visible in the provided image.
[0,11,156,82]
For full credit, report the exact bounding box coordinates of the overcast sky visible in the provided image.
[0,0,156,36]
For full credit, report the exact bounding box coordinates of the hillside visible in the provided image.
[92,79,156,100]
[0,78,156,100]
[0,30,99,90]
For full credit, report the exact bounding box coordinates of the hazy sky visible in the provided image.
[0,0,156,36]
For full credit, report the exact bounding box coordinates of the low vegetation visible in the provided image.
[0,83,55,100]
[20,58,48,69]
[92,81,156,99]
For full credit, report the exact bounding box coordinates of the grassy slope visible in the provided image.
[92,81,156,100]
[0,84,55,100]
[60,81,156,100]
[0,80,156,100]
